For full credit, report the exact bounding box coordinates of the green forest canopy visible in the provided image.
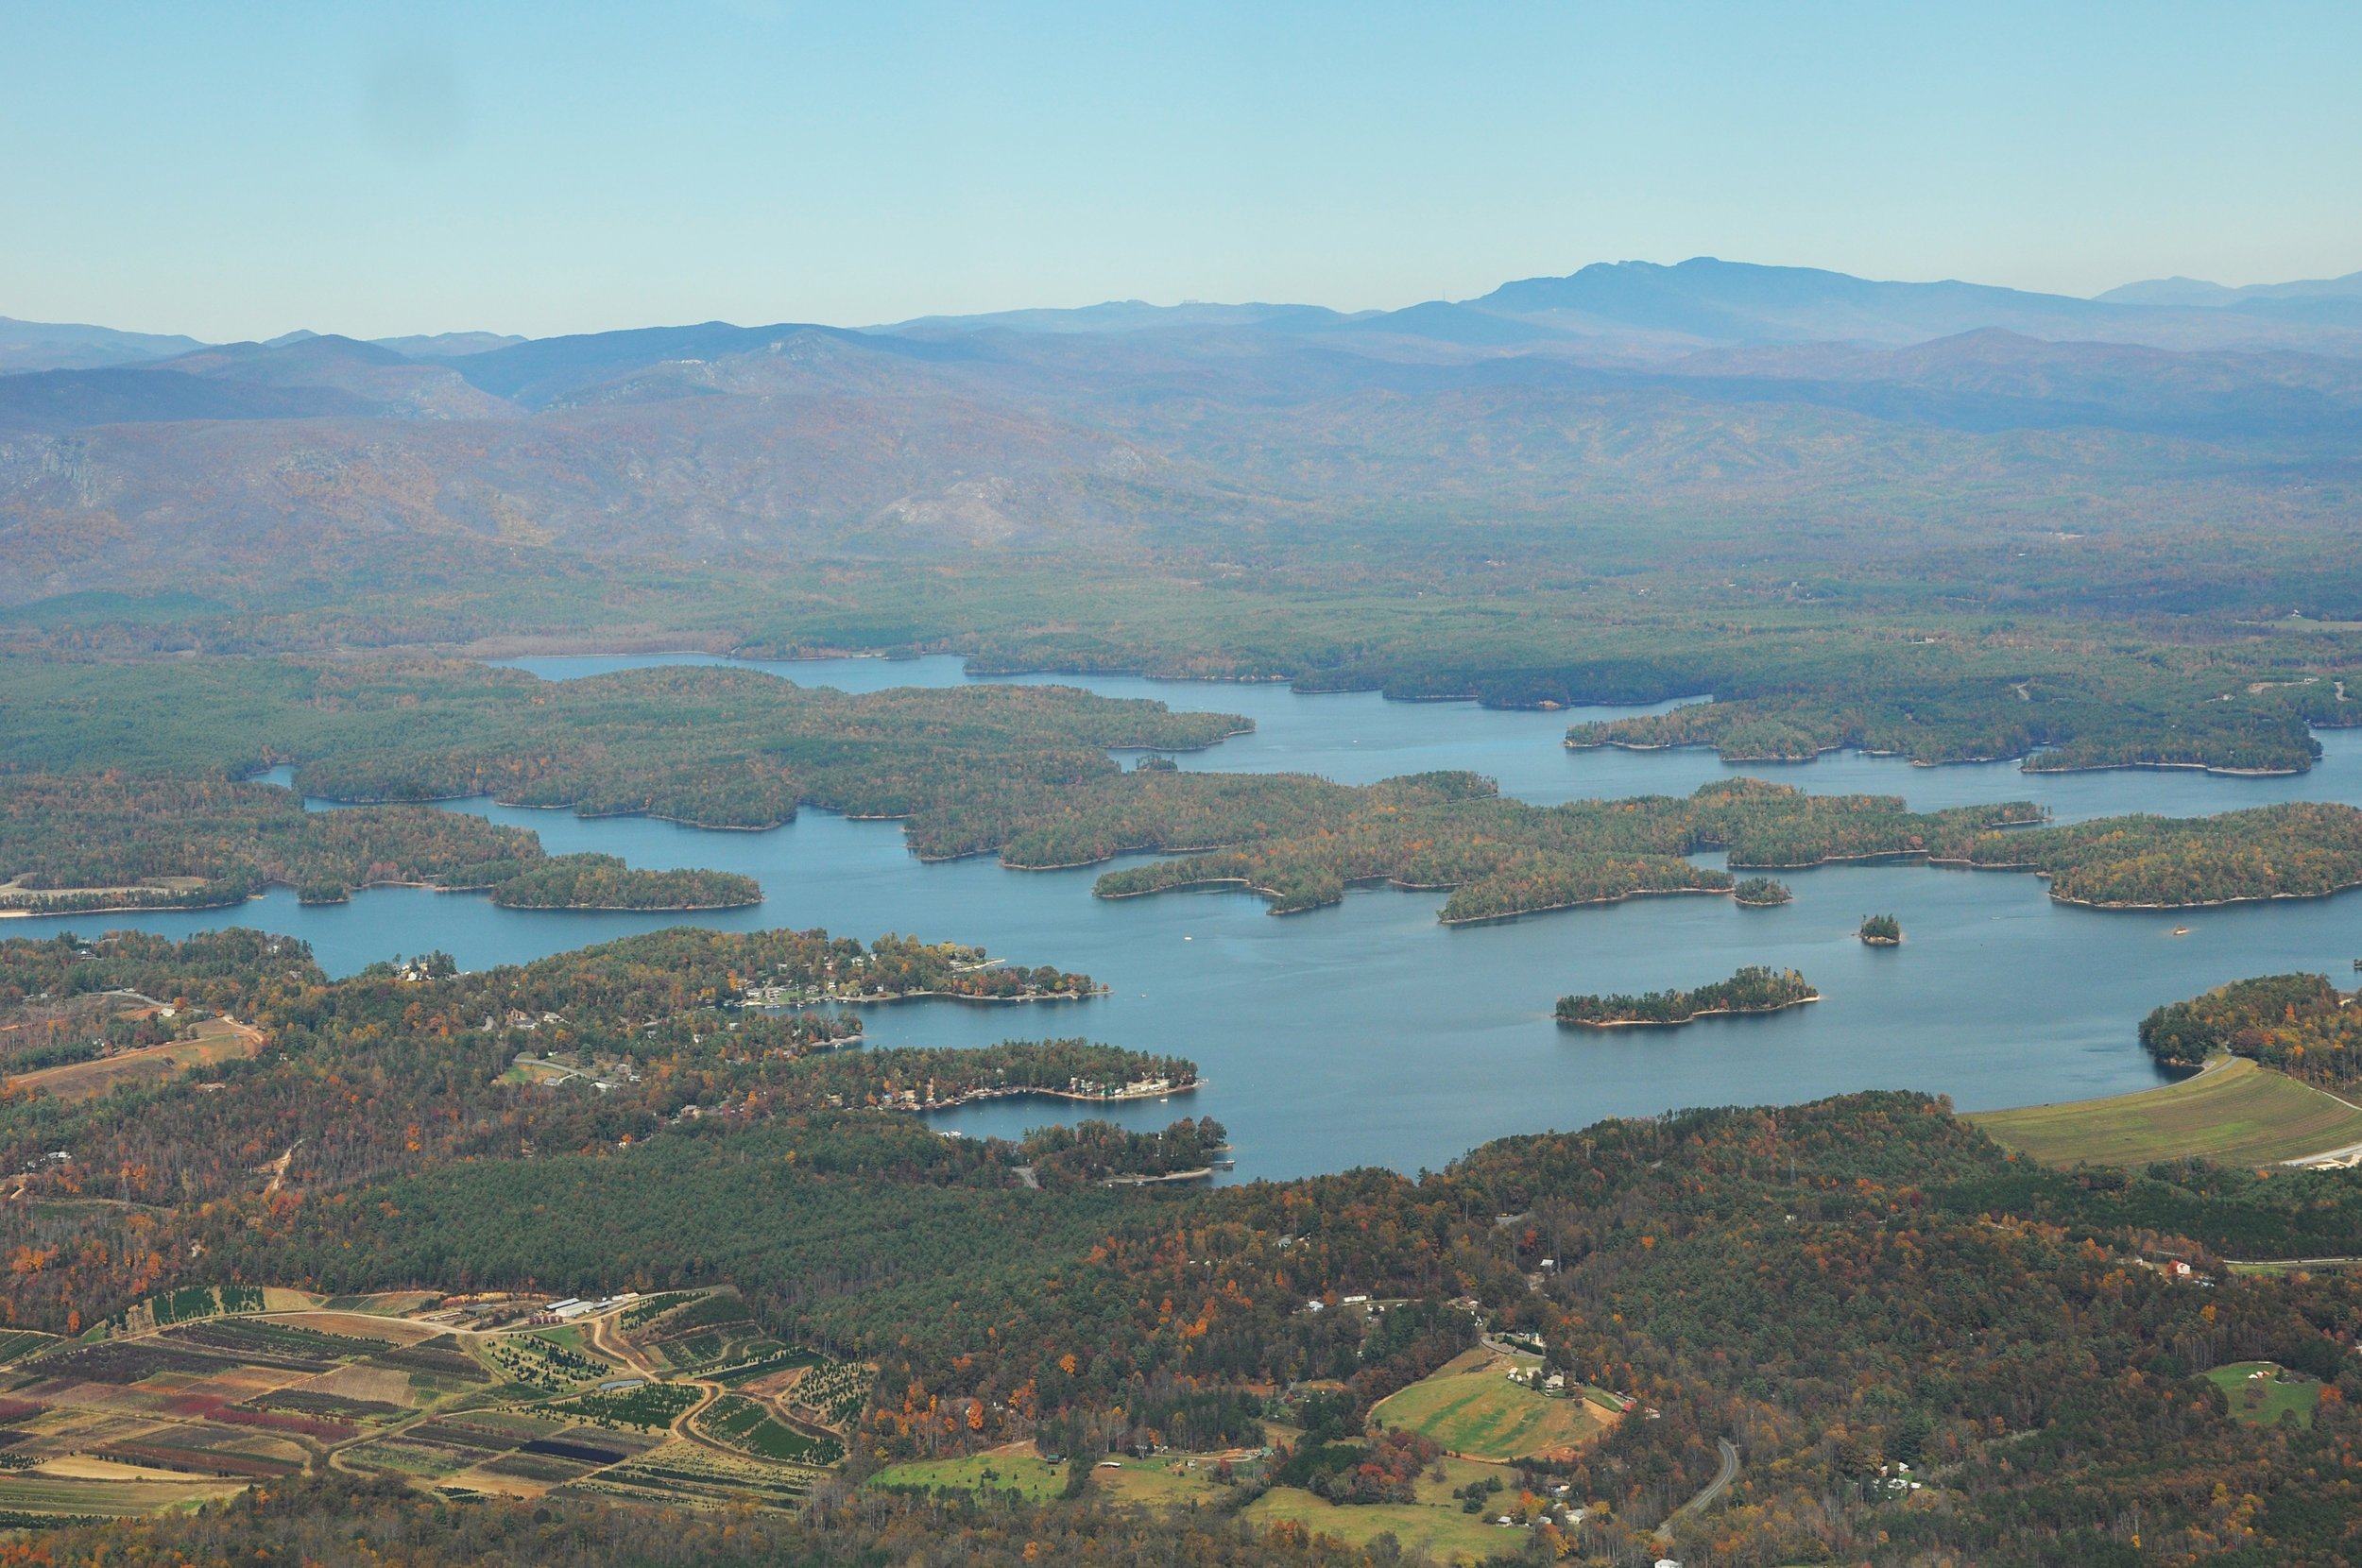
[7,928,2362,1562]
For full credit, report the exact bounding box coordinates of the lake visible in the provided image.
[22,653,2362,1180]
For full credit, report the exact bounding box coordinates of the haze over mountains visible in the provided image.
[4,256,2361,605]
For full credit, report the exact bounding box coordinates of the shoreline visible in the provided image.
[2023,758,2309,779]
[2046,879,2362,911]
[491,899,762,912]
[2,898,248,920]
[1438,884,1730,928]
[1566,737,2322,778]
[1560,994,1821,1030]
[465,640,1716,719]
[918,1080,1204,1110]
[765,986,1108,1007]
[1101,1166,1215,1185]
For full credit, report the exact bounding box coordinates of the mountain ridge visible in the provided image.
[11,255,2362,373]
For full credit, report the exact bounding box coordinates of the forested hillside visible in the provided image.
[7,929,2362,1561]
[2140,971,2362,1088]
[8,265,2362,1564]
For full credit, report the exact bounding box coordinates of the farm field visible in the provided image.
[690,1391,845,1465]
[1967,1057,2362,1167]
[0,1470,246,1518]
[1367,1348,1613,1462]
[4,1014,265,1101]
[559,1439,826,1509]
[869,1442,1067,1501]
[621,1290,792,1378]
[1241,1455,1527,1564]
[870,1447,1249,1510]
[866,1435,1532,1562]
[0,1286,854,1521]
[2204,1361,2324,1427]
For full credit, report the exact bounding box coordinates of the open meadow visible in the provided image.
[1367,1347,1614,1462]
[1968,1057,2362,1167]
[2204,1361,2325,1428]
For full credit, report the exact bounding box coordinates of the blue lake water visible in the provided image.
[23,654,2362,1180]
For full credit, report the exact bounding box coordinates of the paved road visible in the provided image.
[1654,1438,1740,1544]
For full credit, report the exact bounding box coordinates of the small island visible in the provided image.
[1732,877,1793,908]
[1556,965,1819,1028]
[1859,913,1902,946]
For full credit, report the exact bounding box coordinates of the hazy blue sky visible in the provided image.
[7,2,2358,340]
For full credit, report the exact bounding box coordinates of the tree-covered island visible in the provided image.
[1555,964,1818,1028]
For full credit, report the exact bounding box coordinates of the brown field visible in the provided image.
[7,1015,265,1101]
[265,1312,440,1343]
[165,1371,289,1402]
[43,1382,176,1414]
[0,1469,246,1518]
[32,1456,220,1483]
[310,1365,418,1405]
[1970,1057,2362,1167]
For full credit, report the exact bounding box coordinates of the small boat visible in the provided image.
[2172,926,2191,936]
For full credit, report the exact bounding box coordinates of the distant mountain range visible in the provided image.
[2097,270,2362,309]
[877,259,2362,352]
[8,258,2361,377]
[4,257,2360,603]
[0,315,210,374]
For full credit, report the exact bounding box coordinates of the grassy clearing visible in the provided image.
[1089,1454,1237,1508]
[2205,1361,2323,1427]
[1243,1456,1525,1564]
[1368,1348,1612,1462]
[869,1443,1067,1500]
[1969,1057,2362,1167]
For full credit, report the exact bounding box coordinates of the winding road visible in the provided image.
[1654,1437,1740,1545]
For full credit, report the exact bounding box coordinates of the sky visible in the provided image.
[6,1,2360,341]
